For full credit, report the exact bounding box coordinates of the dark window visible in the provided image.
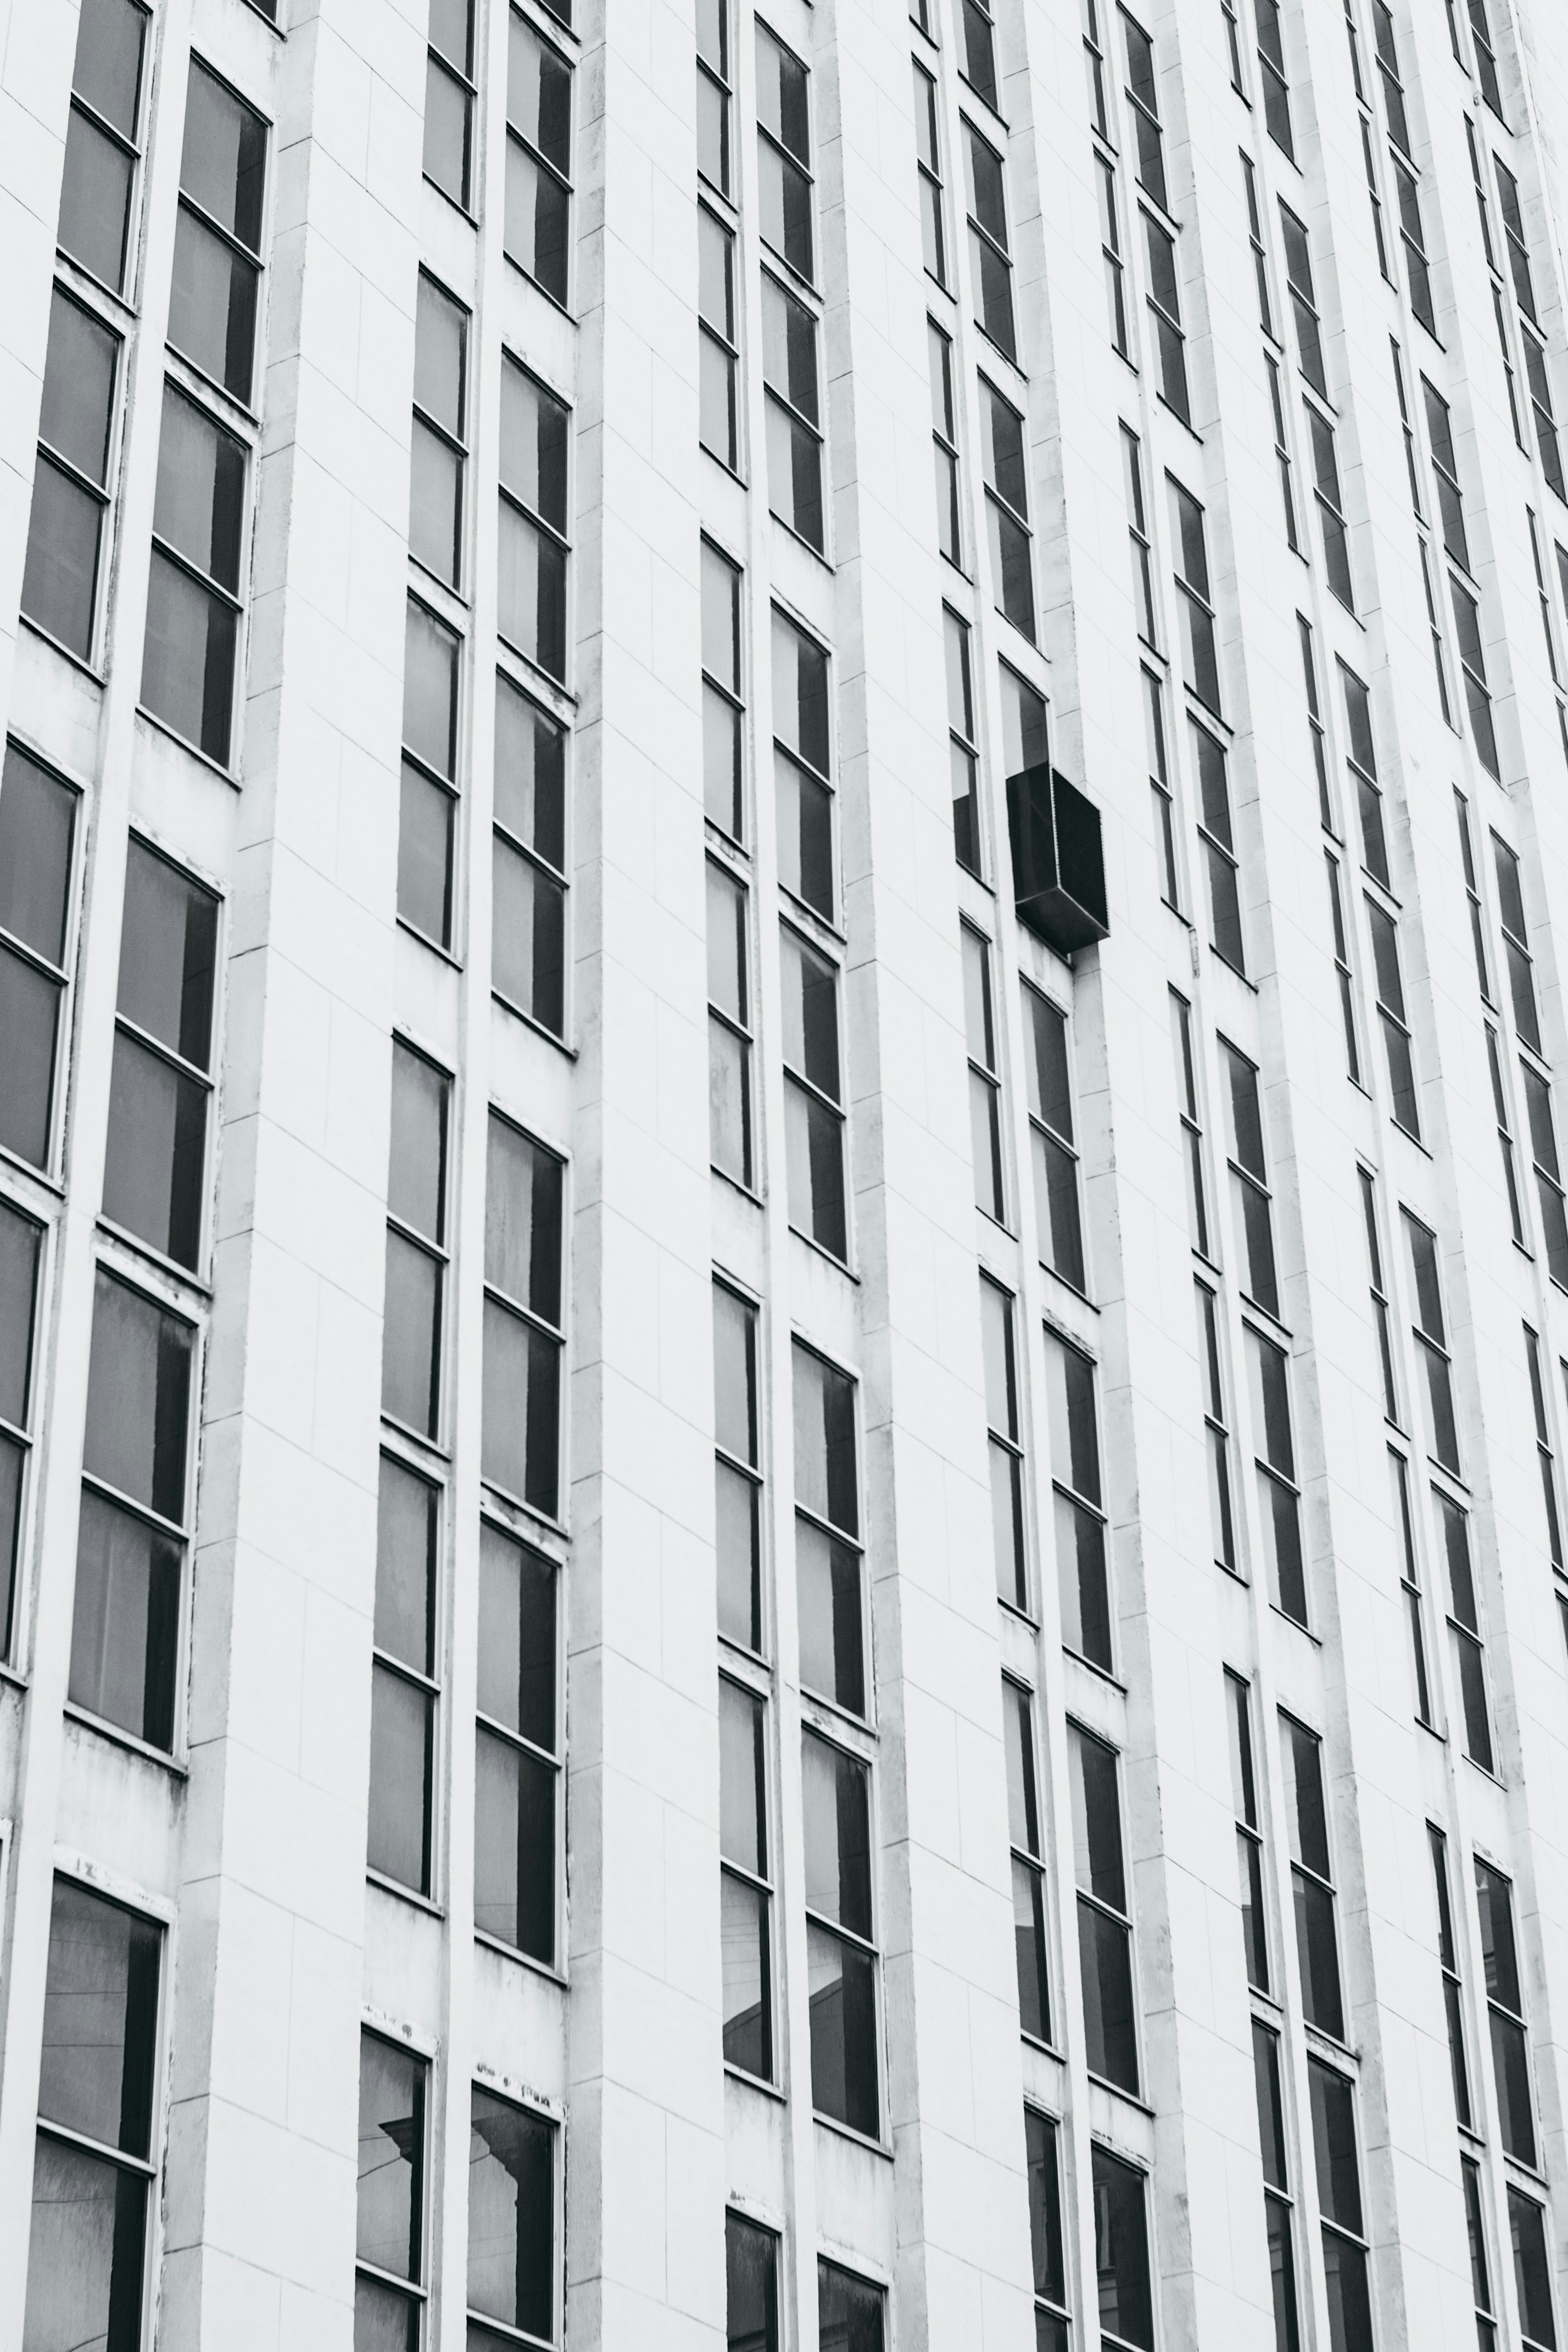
[1429,1823,1472,2128]
[467,2086,555,2348]
[793,1341,864,1717]
[25,1877,161,2352]
[1299,613,1332,833]
[715,1282,763,1656]
[102,839,218,1271]
[410,272,468,590]
[499,356,570,684]
[0,1199,42,1656]
[1368,900,1419,1136]
[1476,1859,1536,2166]
[1496,159,1537,322]
[1308,2058,1373,2352]
[1070,1724,1138,2094]
[1493,835,1541,1055]
[493,674,567,1039]
[1509,2187,1558,2352]
[57,0,149,297]
[1227,1671,1268,1989]
[702,542,744,839]
[1281,1716,1343,2040]
[781,925,846,1261]
[141,382,247,764]
[1169,482,1219,715]
[945,603,978,865]
[1450,577,1500,779]
[481,1113,565,1516]
[984,1281,1028,1612]
[915,63,948,289]
[382,1040,450,1442]
[71,1270,193,1750]
[0,742,78,1170]
[1122,11,1167,208]
[1253,2020,1302,2352]
[1006,1681,1051,2042]
[1403,1212,1457,1472]
[23,287,120,659]
[400,596,460,951]
[762,273,824,551]
[1522,1061,1568,1288]
[1339,661,1388,892]
[168,60,267,405]
[425,0,476,208]
[1393,153,1436,336]
[1047,1335,1111,1671]
[699,203,740,472]
[355,2031,427,2340]
[1422,378,1471,573]
[773,610,833,916]
[1279,207,1325,393]
[1267,352,1301,553]
[1391,1450,1434,1728]
[964,926,1005,1221]
[1248,1327,1307,1625]
[818,2260,886,2351]
[980,382,1035,640]
[961,0,998,107]
[1522,333,1564,502]
[709,860,754,1190]
[1222,1045,1276,1314]
[505,12,572,304]
[1255,0,1294,157]
[756,25,813,283]
[1143,208,1190,422]
[1526,1325,1564,1565]
[1091,2142,1154,2351]
[727,2211,780,2352]
[1435,1489,1493,1771]
[1098,153,1130,359]
[1199,1285,1237,1574]
[1327,857,1361,1086]
[1308,408,1354,610]
[1024,984,1085,1293]
[1123,428,1159,650]
[1170,991,1208,1257]
[1192,717,1243,971]
[802,1729,879,2137]
[966,123,1017,360]
[698,0,732,200]
[368,1456,438,1897]
[1461,2156,1496,2349]
[721,1675,774,2081]
[475,1521,559,1963]
[1026,2109,1071,2347]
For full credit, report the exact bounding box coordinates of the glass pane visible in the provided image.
[40,289,116,485]
[23,454,103,658]
[83,1270,192,1520]
[720,1679,767,1876]
[801,1730,872,1937]
[424,53,472,207]
[118,839,217,1069]
[1013,1857,1050,2042]
[499,360,569,531]
[495,678,566,866]
[69,1488,181,1748]
[389,1043,448,1244]
[818,2260,885,2351]
[356,2033,425,2281]
[493,835,566,1033]
[399,760,455,948]
[481,1298,560,1515]
[484,1117,562,1322]
[38,1875,160,2153]
[410,414,462,586]
[375,1455,436,1674]
[1294,1869,1345,2040]
[504,138,570,304]
[721,1871,773,2078]
[181,58,266,250]
[75,0,147,140]
[141,549,237,763]
[1070,1727,1125,1909]
[775,749,834,917]
[727,2214,780,2352]
[793,1345,857,1533]
[367,1661,433,1893]
[716,1460,762,1653]
[468,2087,554,2340]
[1091,2144,1154,2350]
[713,1283,757,1467]
[499,502,568,681]
[102,1026,208,1267]
[796,1519,864,1715]
[0,1201,41,1430]
[58,106,135,293]
[403,599,459,779]
[806,1922,879,2136]
[475,1724,555,1959]
[1078,1898,1139,2093]
[0,946,61,1168]
[477,1523,555,1751]
[152,386,245,592]
[1055,1490,1111,1669]
[382,1229,442,1437]
[0,744,76,966]
[355,2275,420,2352]
[168,203,258,400]
[25,2133,148,2352]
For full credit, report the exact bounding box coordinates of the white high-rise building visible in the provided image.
[7,0,1568,2345]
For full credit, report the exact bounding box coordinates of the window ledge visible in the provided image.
[725,2063,787,2103]
[1266,1603,1322,1646]
[19,612,107,689]
[366,1870,445,1919]
[767,506,836,575]
[96,1215,214,1301]
[787,1223,861,1285]
[473,1927,568,1988]
[0,1144,65,1200]
[63,1703,188,1777]
[492,991,576,1061]
[1086,2072,1156,2118]
[812,2109,894,2162]
[135,704,240,791]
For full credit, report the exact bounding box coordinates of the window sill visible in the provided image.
[975,321,1028,384]
[63,1702,188,1777]
[1267,1602,1321,1645]
[19,611,107,688]
[958,81,1010,137]
[380,1411,452,1467]
[135,703,239,790]
[423,172,479,229]
[408,549,471,610]
[96,1214,213,1301]
[496,627,575,709]
[366,1870,445,1919]
[1156,393,1204,446]
[812,2109,894,2162]
[800,1685,877,1746]
[474,1927,567,1987]
[701,439,749,491]
[997,1592,1041,1635]
[479,1475,569,1548]
[1042,1260,1100,1314]
[1061,1647,1126,1696]
[0,1660,29,1697]
[399,915,464,972]
[1086,2071,1156,2119]
[787,1222,860,1284]
[165,339,262,434]
[1302,2020,1362,2067]
[712,1162,764,1211]
[501,249,577,329]
[725,2062,787,2103]
[1020,2028,1067,2064]
[0,1142,65,1200]
[767,506,835,574]
[492,990,576,1061]
[239,0,287,34]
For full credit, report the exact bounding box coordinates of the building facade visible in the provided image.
[6,0,1568,2345]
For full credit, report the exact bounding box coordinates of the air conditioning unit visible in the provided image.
[1005,762,1110,955]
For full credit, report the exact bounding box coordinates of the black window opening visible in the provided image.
[369,1453,440,1899]
[1169,480,1220,716]
[1221,1043,1277,1317]
[802,1726,880,2138]
[727,2212,781,2352]
[1253,2018,1304,2352]
[141,381,249,766]
[1027,2109,1072,2349]
[1391,1451,1435,1729]
[480,1110,566,1520]
[818,2260,886,2351]
[0,1196,43,1659]
[966,121,1017,361]
[792,1340,865,1720]
[1476,1858,1538,2167]
[1024,982,1086,1292]
[1005,1679,1051,2042]
[1227,1670,1268,1991]
[1191,717,1243,972]
[700,202,741,473]
[914,62,948,290]
[1047,1331,1112,1673]
[24,1877,163,2352]
[762,272,824,553]
[505,10,573,307]
[1366,897,1419,1138]
[756,23,813,286]
[1435,1487,1494,1773]
[1429,1823,1472,2128]
[946,604,979,865]
[1091,2142,1155,2351]
[1525,1324,1564,1568]
[1308,2057,1374,2352]
[961,0,999,111]
[932,330,962,572]
[1255,0,1294,159]
[1170,990,1209,1259]
[168,59,268,407]
[981,378,1036,641]
[1403,1211,1458,1473]
[57,0,151,300]
[773,607,834,919]
[0,776,75,1156]
[70,1267,194,1753]
[1248,1325,1307,1627]
[101,837,219,1274]
[1070,1722,1139,2095]
[494,673,568,1041]
[474,1519,561,1965]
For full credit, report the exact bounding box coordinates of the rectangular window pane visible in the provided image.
[468,2086,554,2342]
